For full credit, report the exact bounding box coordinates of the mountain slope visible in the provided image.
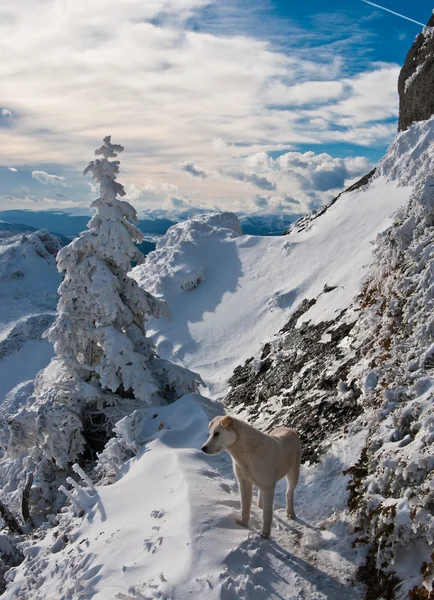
[132,164,416,400]
[2,23,434,598]
[2,117,433,599]
[0,229,62,399]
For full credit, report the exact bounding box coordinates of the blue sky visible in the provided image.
[0,0,432,215]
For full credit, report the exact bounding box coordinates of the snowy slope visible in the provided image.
[132,119,434,400]
[132,183,409,399]
[0,229,62,400]
[3,394,367,600]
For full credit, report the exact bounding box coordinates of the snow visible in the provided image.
[404,64,423,93]
[0,229,61,400]
[2,119,434,598]
[3,394,366,600]
[0,138,203,522]
[0,340,54,399]
[133,178,410,399]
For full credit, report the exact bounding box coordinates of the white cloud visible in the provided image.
[275,150,372,197]
[0,0,398,213]
[8,167,17,172]
[32,170,68,187]
[122,149,373,214]
[1,108,12,118]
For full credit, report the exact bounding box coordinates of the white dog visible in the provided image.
[202,415,300,538]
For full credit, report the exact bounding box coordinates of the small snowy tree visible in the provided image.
[47,136,177,402]
[1,137,201,512]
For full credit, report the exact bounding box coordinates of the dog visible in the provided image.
[201,415,300,538]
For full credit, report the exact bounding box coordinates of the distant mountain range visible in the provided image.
[0,209,302,246]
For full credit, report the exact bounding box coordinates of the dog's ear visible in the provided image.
[208,417,219,429]
[221,416,233,428]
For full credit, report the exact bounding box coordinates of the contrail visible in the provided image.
[360,0,425,27]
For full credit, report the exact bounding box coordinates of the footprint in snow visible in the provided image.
[143,536,163,554]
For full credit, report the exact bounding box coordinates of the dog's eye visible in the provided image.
[213,431,220,437]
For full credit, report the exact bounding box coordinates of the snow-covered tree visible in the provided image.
[47,136,180,403]
[0,137,201,512]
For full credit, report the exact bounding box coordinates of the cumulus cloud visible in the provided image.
[1,108,12,118]
[181,162,207,178]
[276,151,372,192]
[8,167,17,172]
[32,170,68,187]
[230,149,373,214]
[163,196,190,211]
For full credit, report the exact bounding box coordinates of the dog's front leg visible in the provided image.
[234,466,252,528]
[260,486,275,539]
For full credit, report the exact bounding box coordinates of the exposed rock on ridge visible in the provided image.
[398,14,434,131]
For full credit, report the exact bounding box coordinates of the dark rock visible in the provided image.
[225,298,363,463]
[398,14,434,131]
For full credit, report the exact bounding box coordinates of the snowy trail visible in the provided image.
[4,394,365,600]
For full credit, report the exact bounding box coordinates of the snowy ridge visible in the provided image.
[3,394,367,600]
[0,137,202,528]
[342,164,434,595]
[376,117,434,186]
[133,212,242,297]
[0,229,62,399]
[132,118,434,402]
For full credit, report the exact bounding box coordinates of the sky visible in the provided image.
[0,0,432,216]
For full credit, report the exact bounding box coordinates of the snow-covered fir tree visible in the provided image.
[0,137,201,513]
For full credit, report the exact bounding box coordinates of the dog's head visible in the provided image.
[201,416,237,455]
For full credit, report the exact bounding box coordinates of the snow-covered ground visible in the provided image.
[2,119,434,599]
[0,229,61,400]
[3,394,367,600]
[132,180,410,399]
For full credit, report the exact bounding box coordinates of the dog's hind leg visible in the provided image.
[285,470,298,519]
[261,485,275,539]
[258,489,263,509]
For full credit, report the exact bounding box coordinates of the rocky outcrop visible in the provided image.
[225,297,364,463]
[398,14,434,131]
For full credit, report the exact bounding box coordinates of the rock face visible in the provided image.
[398,14,434,131]
[226,297,364,463]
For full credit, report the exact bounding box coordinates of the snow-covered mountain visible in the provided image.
[132,171,411,399]
[1,18,434,600]
[3,119,431,599]
[0,228,62,399]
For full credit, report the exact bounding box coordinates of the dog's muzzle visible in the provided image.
[201,445,208,453]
